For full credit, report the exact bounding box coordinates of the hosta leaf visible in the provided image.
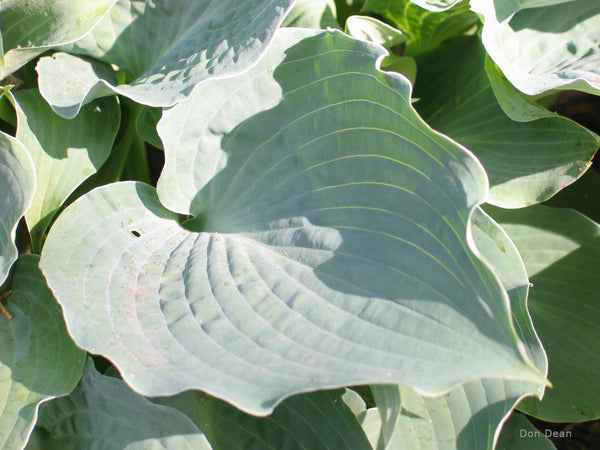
[362,0,479,55]
[471,0,600,96]
[37,359,211,449]
[488,205,600,422]
[282,0,340,29]
[0,131,34,286]
[0,0,117,78]
[41,28,544,416]
[10,89,119,252]
[36,0,295,118]
[136,106,163,149]
[363,208,547,449]
[157,389,371,449]
[413,36,599,208]
[0,255,85,449]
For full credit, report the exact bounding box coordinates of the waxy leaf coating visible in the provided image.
[40,29,544,416]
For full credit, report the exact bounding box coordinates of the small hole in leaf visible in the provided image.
[130,230,141,238]
[179,214,205,232]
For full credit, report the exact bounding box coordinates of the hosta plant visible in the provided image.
[1,0,599,448]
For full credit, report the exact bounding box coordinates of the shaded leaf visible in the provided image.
[0,255,85,449]
[488,204,600,422]
[136,106,163,150]
[0,0,117,78]
[41,28,543,417]
[413,36,599,208]
[0,131,34,285]
[496,412,555,449]
[158,389,371,449]
[10,89,119,252]
[38,359,210,449]
[36,0,295,118]
[545,166,600,223]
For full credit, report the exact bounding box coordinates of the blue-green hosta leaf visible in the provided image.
[361,0,479,55]
[157,389,371,449]
[136,106,163,149]
[36,0,295,118]
[488,205,600,422]
[413,36,599,208]
[471,0,600,96]
[10,89,119,252]
[40,28,544,416]
[0,255,85,450]
[0,131,34,286]
[38,359,211,449]
[0,0,117,79]
[282,0,339,29]
[361,208,547,449]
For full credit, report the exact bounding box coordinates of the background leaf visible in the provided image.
[157,389,371,449]
[0,255,85,449]
[0,130,34,285]
[41,28,543,417]
[37,359,210,449]
[362,0,479,55]
[36,0,295,118]
[413,36,599,208]
[10,89,120,252]
[496,412,555,449]
[488,204,600,422]
[0,0,117,78]
[471,0,600,96]
[283,0,340,29]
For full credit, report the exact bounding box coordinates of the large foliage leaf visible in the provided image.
[413,36,599,208]
[488,205,600,422]
[0,255,85,450]
[10,89,119,252]
[0,130,34,286]
[361,208,547,449]
[37,359,211,449]
[362,0,479,55]
[471,0,600,96]
[0,0,117,79]
[36,0,295,118]
[40,28,544,416]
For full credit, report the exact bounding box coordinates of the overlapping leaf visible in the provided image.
[359,208,547,449]
[471,0,600,96]
[157,389,371,449]
[0,255,85,449]
[35,0,295,118]
[0,130,34,286]
[413,36,599,208]
[40,28,544,416]
[0,0,117,79]
[37,359,210,449]
[10,89,119,252]
[362,0,479,55]
[488,205,600,422]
